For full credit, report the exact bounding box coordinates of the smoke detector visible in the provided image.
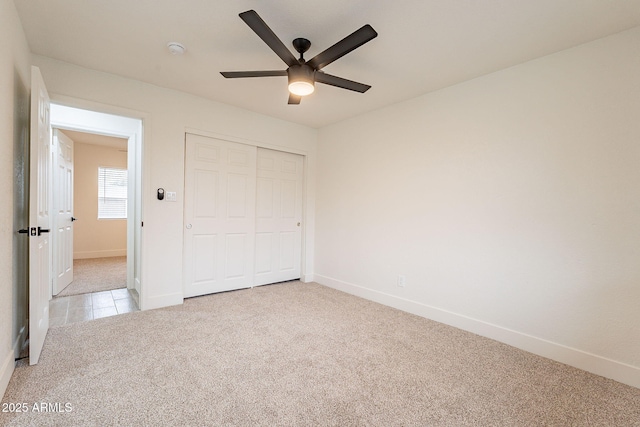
[167,42,186,55]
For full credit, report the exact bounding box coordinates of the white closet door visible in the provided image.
[254,148,304,286]
[183,134,257,298]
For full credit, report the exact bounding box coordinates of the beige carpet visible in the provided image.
[55,257,126,297]
[2,282,639,426]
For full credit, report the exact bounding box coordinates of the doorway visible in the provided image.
[49,104,143,324]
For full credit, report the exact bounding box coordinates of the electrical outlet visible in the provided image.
[397,274,406,287]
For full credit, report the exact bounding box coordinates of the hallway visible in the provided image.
[49,288,139,327]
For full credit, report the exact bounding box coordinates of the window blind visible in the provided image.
[98,167,128,219]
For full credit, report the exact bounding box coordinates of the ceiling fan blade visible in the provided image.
[307,24,377,70]
[315,72,371,93]
[221,70,287,78]
[288,93,301,105]
[239,10,298,67]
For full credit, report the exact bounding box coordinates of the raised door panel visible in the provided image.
[256,178,275,218]
[192,234,217,283]
[194,170,218,218]
[255,233,273,274]
[226,173,250,219]
[225,233,249,279]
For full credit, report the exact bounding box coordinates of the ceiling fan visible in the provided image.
[220,10,378,105]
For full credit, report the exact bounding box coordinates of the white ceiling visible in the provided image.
[15,0,640,128]
[60,129,128,151]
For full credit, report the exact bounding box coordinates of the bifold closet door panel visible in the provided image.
[254,148,304,286]
[183,134,257,297]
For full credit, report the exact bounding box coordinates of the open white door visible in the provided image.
[28,66,51,365]
[52,129,74,294]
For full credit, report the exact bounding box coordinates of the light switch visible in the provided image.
[166,191,177,202]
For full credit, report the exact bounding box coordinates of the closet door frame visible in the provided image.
[183,131,310,298]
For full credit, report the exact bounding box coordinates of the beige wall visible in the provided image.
[71,140,128,259]
[1,0,31,400]
[315,27,640,388]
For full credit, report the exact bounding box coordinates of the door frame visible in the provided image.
[49,100,146,308]
[183,128,315,289]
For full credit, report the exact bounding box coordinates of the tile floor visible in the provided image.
[49,288,139,327]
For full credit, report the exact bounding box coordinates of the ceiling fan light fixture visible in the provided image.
[287,65,315,96]
[288,81,314,96]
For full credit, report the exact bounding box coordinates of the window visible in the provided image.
[98,167,128,219]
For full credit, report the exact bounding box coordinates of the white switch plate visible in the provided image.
[166,191,177,202]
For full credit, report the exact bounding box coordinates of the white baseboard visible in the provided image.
[1,325,27,400]
[314,274,640,389]
[73,249,126,259]
[1,348,15,401]
[142,292,183,311]
[300,274,315,283]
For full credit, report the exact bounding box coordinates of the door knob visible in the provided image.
[71,217,78,222]
[18,228,36,236]
[186,224,192,229]
[18,228,40,236]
